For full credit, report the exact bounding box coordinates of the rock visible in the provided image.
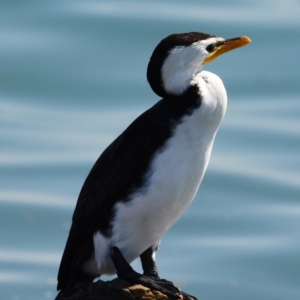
[55,278,181,300]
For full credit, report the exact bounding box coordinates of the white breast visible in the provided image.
[88,71,227,275]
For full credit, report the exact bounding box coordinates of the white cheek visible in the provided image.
[161,37,225,96]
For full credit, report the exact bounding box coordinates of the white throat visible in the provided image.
[161,37,225,96]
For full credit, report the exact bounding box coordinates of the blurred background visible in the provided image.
[1,1,299,299]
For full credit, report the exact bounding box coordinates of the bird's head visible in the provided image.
[147,32,251,98]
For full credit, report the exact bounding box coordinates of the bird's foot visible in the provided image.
[111,246,197,300]
[146,276,197,300]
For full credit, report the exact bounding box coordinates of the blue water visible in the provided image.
[1,1,300,299]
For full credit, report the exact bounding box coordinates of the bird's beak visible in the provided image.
[203,36,251,65]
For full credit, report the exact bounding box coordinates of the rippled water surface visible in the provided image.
[1,1,300,299]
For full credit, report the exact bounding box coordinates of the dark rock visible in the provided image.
[55,278,176,300]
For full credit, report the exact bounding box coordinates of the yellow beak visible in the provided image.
[203,36,251,65]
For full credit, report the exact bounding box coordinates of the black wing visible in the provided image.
[57,88,200,291]
[57,99,175,291]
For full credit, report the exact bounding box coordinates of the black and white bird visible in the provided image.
[56,32,250,299]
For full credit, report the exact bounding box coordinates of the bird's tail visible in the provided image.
[55,271,99,299]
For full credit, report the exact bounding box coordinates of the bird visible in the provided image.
[56,32,251,299]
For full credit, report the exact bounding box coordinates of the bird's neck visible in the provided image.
[191,71,228,133]
[161,54,203,97]
[163,71,202,97]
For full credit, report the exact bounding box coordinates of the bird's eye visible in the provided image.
[206,44,216,53]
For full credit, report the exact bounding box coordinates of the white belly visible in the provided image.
[86,71,227,275]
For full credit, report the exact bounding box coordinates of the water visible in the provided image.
[1,1,300,299]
